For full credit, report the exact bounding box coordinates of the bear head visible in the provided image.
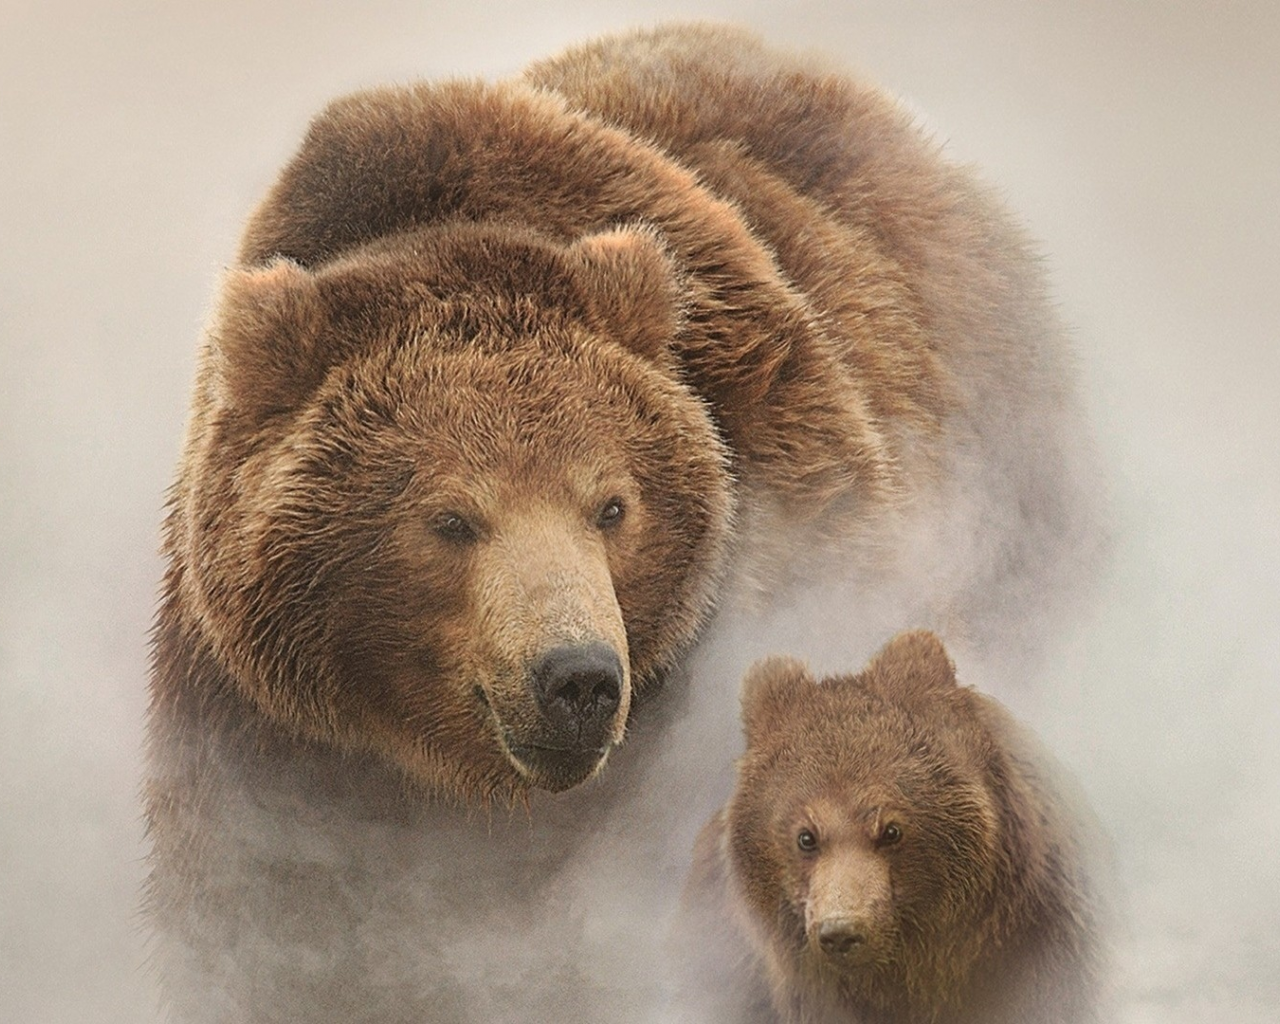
[172,221,733,801]
[726,631,1003,1012]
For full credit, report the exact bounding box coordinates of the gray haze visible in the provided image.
[2,2,1277,1022]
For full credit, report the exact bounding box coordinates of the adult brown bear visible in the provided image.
[145,24,1099,1023]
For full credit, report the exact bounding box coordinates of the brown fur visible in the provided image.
[145,23,1099,1021]
[526,25,1096,594]
[164,218,736,801]
[681,632,1105,1023]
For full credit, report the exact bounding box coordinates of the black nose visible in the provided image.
[818,920,868,958]
[530,642,623,746]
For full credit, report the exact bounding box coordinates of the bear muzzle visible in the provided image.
[530,642,624,740]
[804,847,893,971]
[812,916,876,967]
[499,641,627,792]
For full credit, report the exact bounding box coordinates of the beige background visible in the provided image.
[2,1,1277,1021]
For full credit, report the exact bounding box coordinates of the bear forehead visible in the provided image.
[399,449,640,524]
[783,677,973,746]
[791,791,904,834]
[353,354,674,476]
[757,740,923,798]
[304,220,673,359]
[760,686,912,751]
[389,346,644,416]
[749,697,973,792]
[745,740,990,848]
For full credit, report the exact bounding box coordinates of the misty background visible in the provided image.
[2,1,1276,1022]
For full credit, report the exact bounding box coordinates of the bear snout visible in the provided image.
[803,847,892,969]
[530,641,624,746]
[493,641,629,792]
[814,917,872,964]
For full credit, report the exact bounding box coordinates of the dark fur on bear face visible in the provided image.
[172,222,732,799]
[716,632,1100,1023]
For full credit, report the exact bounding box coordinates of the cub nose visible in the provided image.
[530,642,623,745]
[817,919,868,958]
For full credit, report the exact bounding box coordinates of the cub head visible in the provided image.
[727,633,1001,1005]
[172,222,732,801]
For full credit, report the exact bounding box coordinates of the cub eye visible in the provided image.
[797,829,819,853]
[880,823,903,846]
[433,512,476,544]
[596,497,626,530]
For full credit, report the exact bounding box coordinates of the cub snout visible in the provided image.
[815,917,872,963]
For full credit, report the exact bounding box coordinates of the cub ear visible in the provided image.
[864,630,957,698]
[568,224,684,361]
[740,655,814,748]
[212,258,329,419]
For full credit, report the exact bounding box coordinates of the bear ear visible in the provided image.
[212,258,329,420]
[568,224,684,361]
[864,630,958,699]
[740,655,814,748]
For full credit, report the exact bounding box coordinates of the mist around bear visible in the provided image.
[143,24,1108,1023]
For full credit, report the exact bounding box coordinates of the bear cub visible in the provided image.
[680,631,1106,1024]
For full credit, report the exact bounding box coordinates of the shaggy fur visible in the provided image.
[145,24,1099,1022]
[680,632,1105,1024]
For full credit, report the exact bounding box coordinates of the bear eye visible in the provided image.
[433,511,476,544]
[596,497,626,530]
[797,829,819,853]
[879,823,903,846]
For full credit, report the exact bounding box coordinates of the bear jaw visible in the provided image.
[500,731,617,794]
[473,644,630,795]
